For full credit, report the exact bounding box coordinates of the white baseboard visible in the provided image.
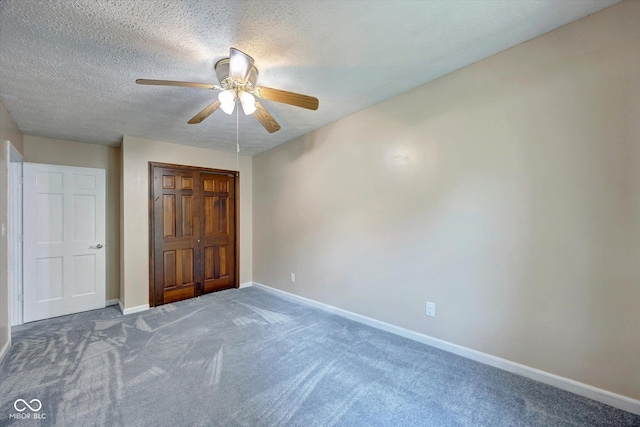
[118,300,150,316]
[250,282,640,416]
[0,337,10,364]
[105,299,119,307]
[239,282,253,289]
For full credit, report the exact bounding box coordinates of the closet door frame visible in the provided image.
[148,162,240,307]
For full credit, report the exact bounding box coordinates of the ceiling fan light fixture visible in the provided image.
[137,47,318,132]
[218,89,236,114]
[239,91,256,115]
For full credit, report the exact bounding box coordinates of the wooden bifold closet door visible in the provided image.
[150,163,237,306]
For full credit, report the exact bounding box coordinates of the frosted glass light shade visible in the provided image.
[218,90,236,114]
[229,48,254,82]
[239,91,256,115]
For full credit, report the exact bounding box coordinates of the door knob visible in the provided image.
[91,244,104,249]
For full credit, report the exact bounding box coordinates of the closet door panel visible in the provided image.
[152,166,201,305]
[201,174,235,293]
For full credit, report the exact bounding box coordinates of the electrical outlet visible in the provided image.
[290,273,296,283]
[426,302,435,317]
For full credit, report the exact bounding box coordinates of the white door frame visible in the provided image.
[7,140,23,326]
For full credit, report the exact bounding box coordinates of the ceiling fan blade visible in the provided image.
[253,100,281,133]
[255,86,319,110]
[136,79,216,89]
[188,100,221,124]
[229,48,254,83]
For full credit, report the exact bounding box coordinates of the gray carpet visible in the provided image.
[1,287,638,426]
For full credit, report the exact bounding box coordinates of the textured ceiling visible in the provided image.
[0,0,619,155]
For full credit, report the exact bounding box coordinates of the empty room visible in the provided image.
[0,0,639,425]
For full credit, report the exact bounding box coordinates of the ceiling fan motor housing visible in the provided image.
[215,58,259,91]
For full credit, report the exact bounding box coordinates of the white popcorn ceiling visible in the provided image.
[0,0,619,155]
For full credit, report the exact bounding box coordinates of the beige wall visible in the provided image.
[253,1,640,400]
[121,135,252,309]
[23,135,121,301]
[0,101,24,354]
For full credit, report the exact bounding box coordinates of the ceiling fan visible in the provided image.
[136,48,319,133]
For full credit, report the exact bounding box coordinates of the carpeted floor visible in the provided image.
[1,286,638,426]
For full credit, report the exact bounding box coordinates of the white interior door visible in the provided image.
[23,163,106,323]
